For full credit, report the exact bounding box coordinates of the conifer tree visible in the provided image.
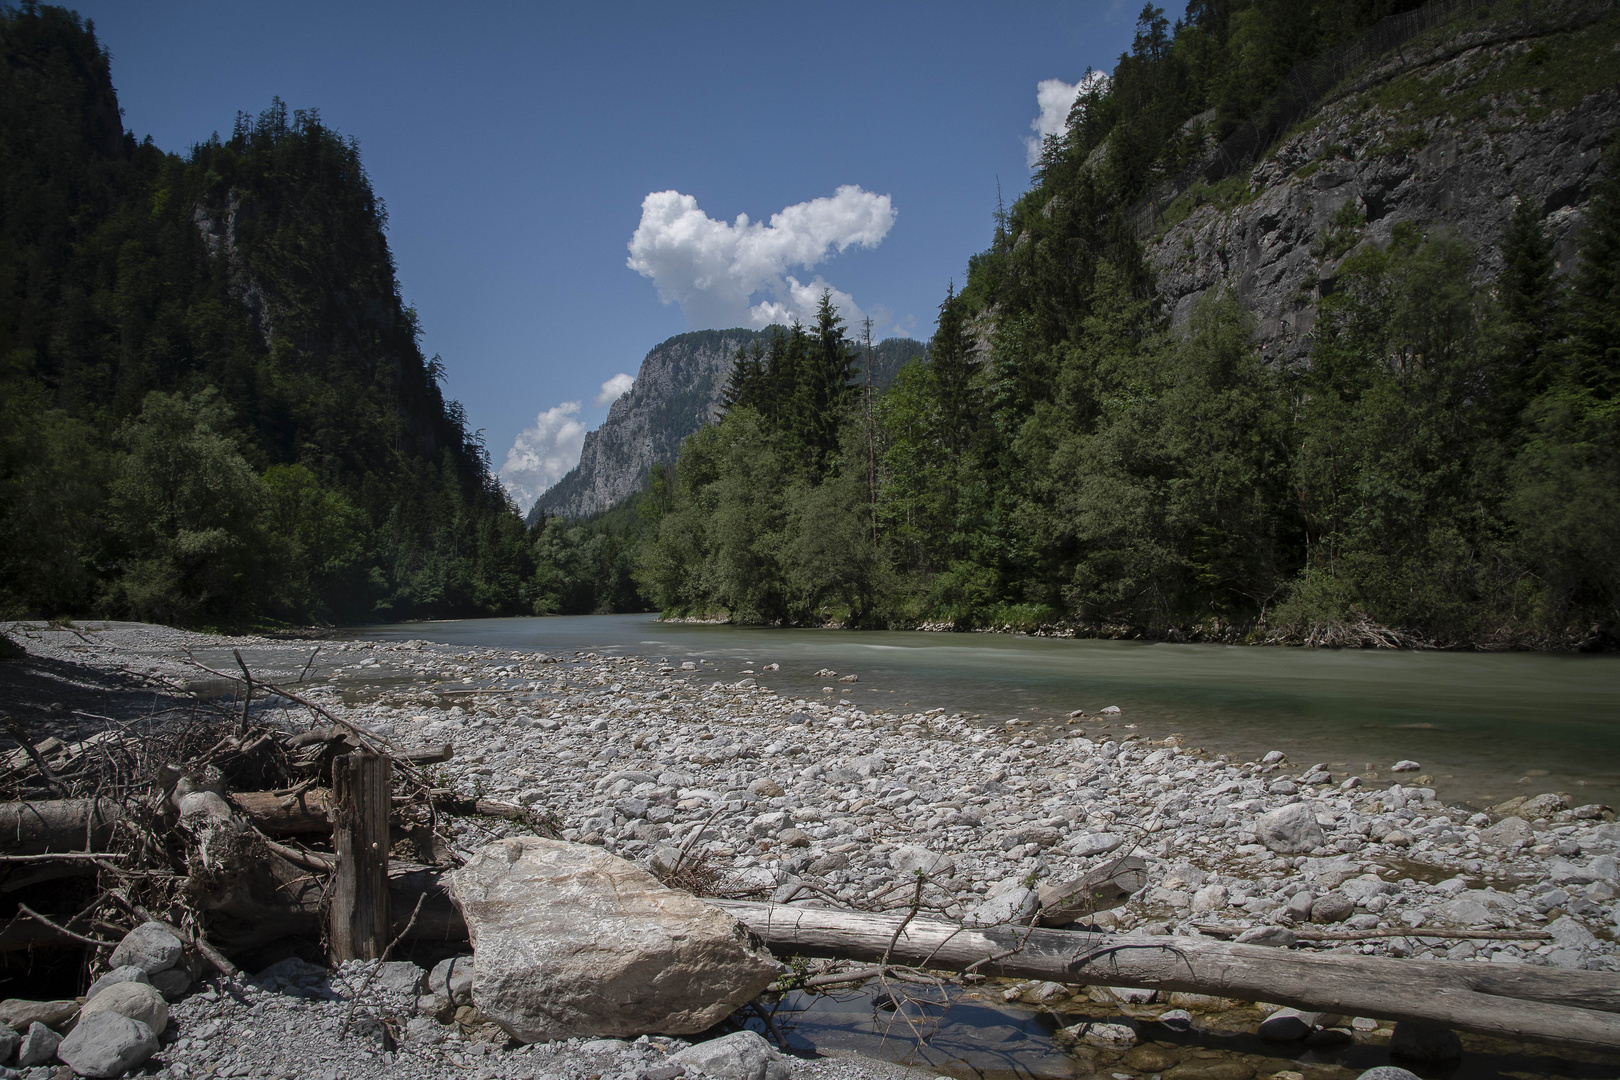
[930,282,980,453]
[1493,192,1559,420]
[1565,140,1620,400]
[790,293,858,479]
[720,341,765,413]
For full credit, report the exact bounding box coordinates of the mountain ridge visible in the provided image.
[531,330,921,522]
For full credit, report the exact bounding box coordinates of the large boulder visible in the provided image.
[108,921,184,975]
[451,837,781,1041]
[79,980,168,1034]
[1256,803,1325,854]
[55,1012,159,1078]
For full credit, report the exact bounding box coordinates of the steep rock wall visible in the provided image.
[535,329,763,520]
[1147,12,1619,362]
[534,332,923,521]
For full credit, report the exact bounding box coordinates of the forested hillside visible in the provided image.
[642,0,1620,648]
[0,5,534,626]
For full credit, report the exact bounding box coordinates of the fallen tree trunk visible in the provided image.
[230,790,333,835]
[710,900,1620,1053]
[0,798,125,855]
[0,793,335,852]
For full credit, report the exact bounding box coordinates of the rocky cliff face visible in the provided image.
[535,329,761,521]
[1147,7,1619,361]
[535,331,923,521]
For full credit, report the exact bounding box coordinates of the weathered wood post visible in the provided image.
[329,748,390,961]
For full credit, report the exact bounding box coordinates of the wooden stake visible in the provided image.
[330,749,390,962]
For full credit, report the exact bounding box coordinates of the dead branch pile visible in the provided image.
[0,652,555,986]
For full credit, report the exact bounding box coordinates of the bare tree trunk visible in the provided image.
[0,798,124,855]
[710,900,1620,1053]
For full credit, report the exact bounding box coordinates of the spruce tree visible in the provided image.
[1566,140,1620,400]
[1496,192,1558,409]
[801,292,858,478]
[720,341,765,413]
[930,282,980,453]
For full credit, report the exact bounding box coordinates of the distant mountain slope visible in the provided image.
[532,331,920,522]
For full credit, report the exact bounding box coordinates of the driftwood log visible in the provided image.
[0,797,126,855]
[710,900,1620,1053]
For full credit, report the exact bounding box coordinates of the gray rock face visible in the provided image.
[889,844,953,876]
[0,1026,15,1063]
[668,1030,790,1080]
[107,921,184,975]
[965,883,1039,927]
[450,837,780,1041]
[536,329,761,520]
[150,966,192,1001]
[533,331,922,520]
[55,1012,159,1078]
[1257,802,1325,854]
[1146,26,1618,365]
[17,1021,60,1066]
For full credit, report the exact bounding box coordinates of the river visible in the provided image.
[357,614,1620,809]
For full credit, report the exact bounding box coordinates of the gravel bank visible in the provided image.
[4,620,1615,1078]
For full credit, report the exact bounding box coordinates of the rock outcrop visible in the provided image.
[450,836,780,1041]
[1146,9,1618,362]
[533,332,921,521]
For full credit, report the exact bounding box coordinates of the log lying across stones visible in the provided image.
[710,899,1620,1053]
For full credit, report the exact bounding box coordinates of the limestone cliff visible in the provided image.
[1145,5,1619,361]
[535,329,760,521]
[534,331,922,521]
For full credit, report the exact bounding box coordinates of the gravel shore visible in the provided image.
[4,619,1615,1079]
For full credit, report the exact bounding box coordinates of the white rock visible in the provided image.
[965,886,1039,927]
[80,979,168,1034]
[889,844,954,876]
[85,965,151,1001]
[1547,915,1598,949]
[1391,761,1421,773]
[427,955,474,1005]
[669,1030,790,1080]
[451,837,780,1041]
[1256,803,1325,854]
[1070,832,1123,858]
[1478,817,1533,850]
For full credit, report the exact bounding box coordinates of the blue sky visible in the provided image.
[70,0,1142,507]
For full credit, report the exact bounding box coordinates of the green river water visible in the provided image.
[360,613,1620,810]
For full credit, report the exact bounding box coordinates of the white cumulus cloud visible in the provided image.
[498,401,586,513]
[626,185,894,330]
[594,373,634,407]
[1025,71,1109,167]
